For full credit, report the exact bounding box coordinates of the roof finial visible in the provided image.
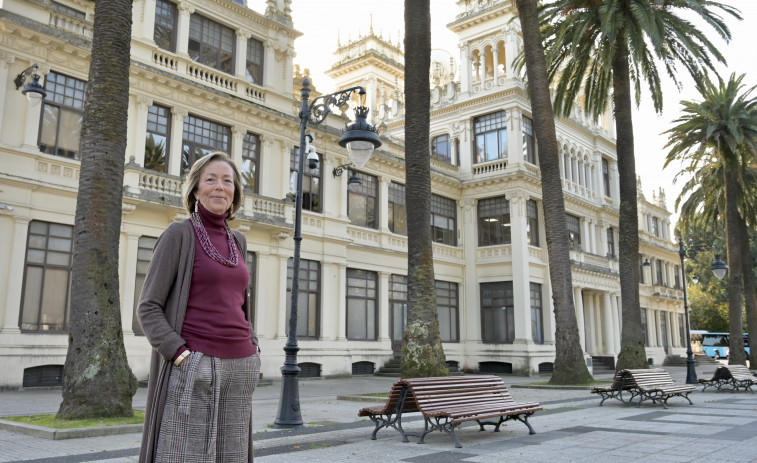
[370,14,374,35]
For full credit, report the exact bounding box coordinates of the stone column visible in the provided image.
[336,264,347,341]
[509,194,531,343]
[168,107,187,176]
[611,293,621,353]
[175,4,193,57]
[1,217,31,332]
[602,293,615,355]
[235,30,250,80]
[231,126,245,168]
[0,53,14,135]
[461,199,482,342]
[574,286,586,352]
[254,250,277,343]
[378,271,390,342]
[460,44,471,94]
[130,96,152,167]
[378,177,390,233]
[121,230,140,335]
[584,291,596,354]
[139,0,158,41]
[276,254,289,338]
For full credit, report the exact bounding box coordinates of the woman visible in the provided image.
[137,152,261,463]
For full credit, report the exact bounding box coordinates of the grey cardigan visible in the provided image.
[137,220,258,463]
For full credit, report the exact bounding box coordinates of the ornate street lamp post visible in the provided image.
[677,238,729,384]
[275,77,381,426]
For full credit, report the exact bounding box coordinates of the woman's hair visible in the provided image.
[183,152,243,219]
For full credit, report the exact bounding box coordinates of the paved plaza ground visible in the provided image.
[0,365,755,462]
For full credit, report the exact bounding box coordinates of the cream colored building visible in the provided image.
[0,0,685,388]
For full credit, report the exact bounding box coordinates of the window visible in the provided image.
[132,236,157,335]
[346,269,378,340]
[431,194,457,246]
[607,227,615,257]
[474,111,507,163]
[39,71,86,160]
[290,146,322,212]
[242,133,260,193]
[388,182,407,235]
[480,281,514,343]
[436,281,459,342]
[389,274,407,341]
[245,37,264,84]
[530,282,543,343]
[640,308,648,347]
[527,199,539,246]
[20,221,73,332]
[347,171,378,228]
[51,1,85,19]
[145,105,170,173]
[650,216,660,237]
[523,116,536,164]
[182,115,230,172]
[478,196,510,246]
[602,158,611,197]
[188,14,235,74]
[286,258,320,338]
[566,214,581,251]
[431,134,451,163]
[154,0,177,51]
[245,251,257,326]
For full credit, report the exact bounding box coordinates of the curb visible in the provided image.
[0,419,142,440]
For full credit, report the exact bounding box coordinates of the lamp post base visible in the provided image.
[685,355,698,385]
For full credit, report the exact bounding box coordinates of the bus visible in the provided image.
[699,332,750,359]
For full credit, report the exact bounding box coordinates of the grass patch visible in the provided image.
[3,410,144,429]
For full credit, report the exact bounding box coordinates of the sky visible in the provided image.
[253,0,757,225]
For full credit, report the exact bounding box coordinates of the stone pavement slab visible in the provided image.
[0,366,755,462]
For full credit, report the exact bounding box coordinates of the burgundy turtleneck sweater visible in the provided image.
[178,203,256,359]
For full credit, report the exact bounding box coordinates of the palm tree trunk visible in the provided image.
[58,0,137,419]
[515,0,591,384]
[724,164,746,365]
[612,35,647,370]
[738,214,757,367]
[401,0,447,378]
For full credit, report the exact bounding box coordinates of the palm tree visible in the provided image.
[514,0,592,384]
[401,0,447,378]
[665,73,757,366]
[673,158,757,367]
[58,0,137,419]
[539,0,740,370]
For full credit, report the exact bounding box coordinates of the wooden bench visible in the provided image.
[722,364,757,392]
[591,369,638,405]
[357,381,420,441]
[397,375,542,448]
[622,368,695,408]
[698,366,733,391]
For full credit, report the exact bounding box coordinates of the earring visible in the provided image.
[194,200,198,214]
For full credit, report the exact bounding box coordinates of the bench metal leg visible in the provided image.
[418,416,463,448]
[512,413,537,434]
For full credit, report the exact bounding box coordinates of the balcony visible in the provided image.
[122,163,287,227]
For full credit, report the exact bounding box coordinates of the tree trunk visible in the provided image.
[738,215,757,368]
[724,163,746,365]
[612,35,647,370]
[401,0,447,378]
[58,0,137,419]
[515,0,592,384]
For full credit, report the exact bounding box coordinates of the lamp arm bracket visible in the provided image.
[307,86,365,126]
[332,163,353,178]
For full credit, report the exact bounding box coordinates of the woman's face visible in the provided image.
[195,160,235,215]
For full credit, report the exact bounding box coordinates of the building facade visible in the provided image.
[0,0,685,388]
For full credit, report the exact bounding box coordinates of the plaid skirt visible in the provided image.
[155,352,261,463]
